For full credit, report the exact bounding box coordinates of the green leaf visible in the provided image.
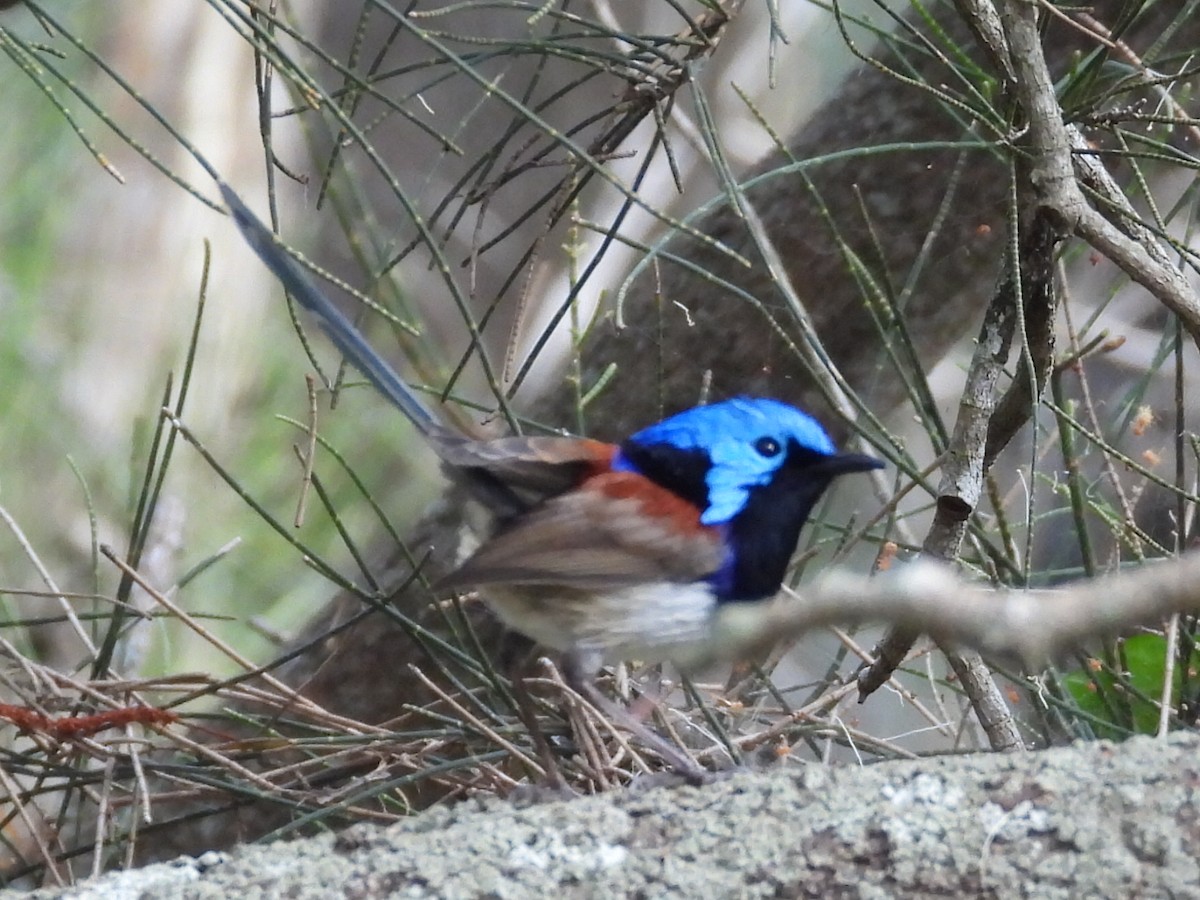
[1064,634,1200,738]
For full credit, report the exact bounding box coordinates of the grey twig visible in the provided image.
[858,211,1049,751]
[998,0,1200,350]
[715,553,1200,670]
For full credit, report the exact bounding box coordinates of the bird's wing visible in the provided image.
[438,471,725,592]
[433,434,617,511]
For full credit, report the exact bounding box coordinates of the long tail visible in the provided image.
[220,183,439,439]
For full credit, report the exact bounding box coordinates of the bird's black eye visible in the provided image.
[754,436,781,458]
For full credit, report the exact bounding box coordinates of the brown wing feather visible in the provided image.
[432,433,615,502]
[438,472,725,592]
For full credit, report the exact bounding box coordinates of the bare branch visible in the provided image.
[714,553,1200,669]
[998,0,1200,351]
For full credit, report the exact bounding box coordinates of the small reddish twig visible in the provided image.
[0,702,177,741]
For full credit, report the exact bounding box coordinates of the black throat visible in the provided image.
[621,439,843,603]
[719,450,835,602]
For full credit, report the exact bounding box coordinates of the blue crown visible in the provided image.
[616,398,837,524]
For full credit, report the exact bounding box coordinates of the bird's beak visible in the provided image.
[818,452,885,476]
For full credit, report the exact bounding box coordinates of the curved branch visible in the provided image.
[715,552,1200,669]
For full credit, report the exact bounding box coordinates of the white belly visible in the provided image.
[483,581,724,671]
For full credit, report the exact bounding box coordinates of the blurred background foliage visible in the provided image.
[0,2,435,679]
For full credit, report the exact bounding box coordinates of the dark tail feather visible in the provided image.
[223,183,541,515]
[220,183,438,439]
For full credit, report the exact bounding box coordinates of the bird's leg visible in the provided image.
[499,633,571,792]
[560,651,710,786]
[511,674,573,793]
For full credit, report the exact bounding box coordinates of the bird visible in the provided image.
[221,184,883,780]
